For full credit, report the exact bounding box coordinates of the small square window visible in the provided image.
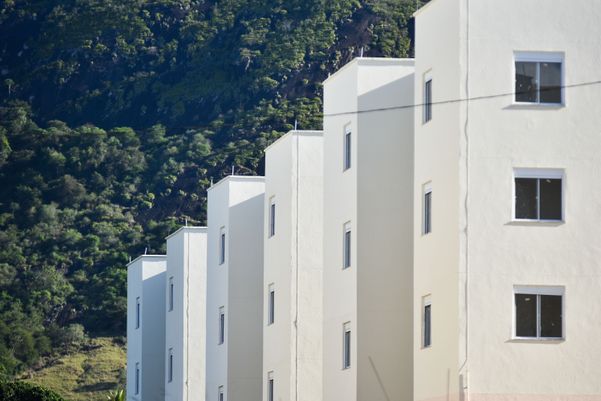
[514,286,564,339]
[267,371,274,401]
[135,297,141,329]
[219,227,226,265]
[269,198,276,238]
[343,322,351,369]
[218,307,225,345]
[168,278,174,312]
[423,295,432,348]
[515,53,563,104]
[343,222,351,269]
[423,183,432,234]
[268,284,275,325]
[514,169,563,221]
[343,125,351,171]
[424,78,433,123]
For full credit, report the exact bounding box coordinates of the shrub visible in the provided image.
[0,381,65,401]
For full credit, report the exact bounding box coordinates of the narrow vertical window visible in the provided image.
[269,198,276,237]
[343,125,351,170]
[514,286,564,339]
[423,296,432,348]
[219,307,225,345]
[219,227,226,265]
[343,322,351,369]
[168,348,173,383]
[135,362,140,395]
[343,222,351,269]
[218,386,224,401]
[423,184,432,235]
[135,297,141,329]
[268,284,275,325]
[168,277,174,312]
[424,78,433,123]
[267,371,274,401]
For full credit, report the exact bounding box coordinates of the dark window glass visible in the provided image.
[135,364,140,394]
[343,329,351,369]
[540,178,562,220]
[168,352,173,382]
[270,203,276,236]
[515,294,537,337]
[269,289,275,325]
[424,191,432,234]
[219,389,224,401]
[515,62,538,102]
[344,131,351,170]
[424,79,432,122]
[540,295,562,338]
[219,312,225,344]
[424,304,432,347]
[343,230,351,268]
[515,178,538,219]
[268,379,274,401]
[169,281,174,311]
[540,62,562,104]
[220,233,225,264]
[136,298,140,328]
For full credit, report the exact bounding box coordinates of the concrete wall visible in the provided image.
[262,130,324,401]
[323,58,415,401]
[165,227,207,401]
[127,255,167,401]
[207,176,265,401]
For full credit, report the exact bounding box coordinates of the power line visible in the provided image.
[322,79,601,117]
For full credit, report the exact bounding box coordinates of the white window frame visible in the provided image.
[513,285,565,341]
[218,306,225,345]
[342,322,351,370]
[512,168,564,222]
[219,227,226,265]
[342,222,351,269]
[422,182,432,235]
[218,385,224,401]
[514,51,565,106]
[269,197,276,238]
[343,124,352,171]
[168,277,174,312]
[168,348,173,383]
[135,297,141,329]
[267,371,274,401]
[267,283,275,326]
[423,71,433,123]
[422,295,432,349]
[135,362,140,395]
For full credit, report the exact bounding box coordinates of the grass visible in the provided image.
[18,337,126,401]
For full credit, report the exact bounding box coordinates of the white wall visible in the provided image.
[165,227,208,401]
[207,176,265,401]
[127,255,167,401]
[262,130,324,401]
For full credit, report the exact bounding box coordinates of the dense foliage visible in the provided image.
[0,0,426,376]
[0,381,65,401]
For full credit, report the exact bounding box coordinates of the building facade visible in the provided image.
[206,176,265,401]
[322,58,415,401]
[164,227,208,401]
[414,0,601,400]
[262,130,324,401]
[127,255,167,401]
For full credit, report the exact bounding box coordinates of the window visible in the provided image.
[423,183,432,234]
[218,386,224,401]
[267,371,274,401]
[135,362,140,395]
[514,169,563,221]
[343,322,351,369]
[343,222,351,269]
[218,307,225,345]
[135,297,141,329]
[168,277,174,312]
[343,125,351,170]
[269,198,276,237]
[423,295,432,348]
[268,284,275,325]
[514,286,564,339]
[424,78,433,123]
[515,53,563,104]
[219,227,226,265]
[168,348,173,383]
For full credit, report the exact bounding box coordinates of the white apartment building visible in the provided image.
[413,1,601,400]
[262,130,324,401]
[164,226,208,401]
[206,176,265,401]
[322,58,415,401]
[127,255,167,401]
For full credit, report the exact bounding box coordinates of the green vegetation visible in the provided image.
[0,0,428,386]
[20,337,125,401]
[0,380,66,401]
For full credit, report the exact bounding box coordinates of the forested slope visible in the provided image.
[0,0,425,376]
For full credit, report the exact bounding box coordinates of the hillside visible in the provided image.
[0,0,427,382]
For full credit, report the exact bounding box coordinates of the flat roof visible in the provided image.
[127,254,167,267]
[323,57,415,85]
[165,225,207,240]
[208,175,265,192]
[263,130,323,153]
[413,0,438,17]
